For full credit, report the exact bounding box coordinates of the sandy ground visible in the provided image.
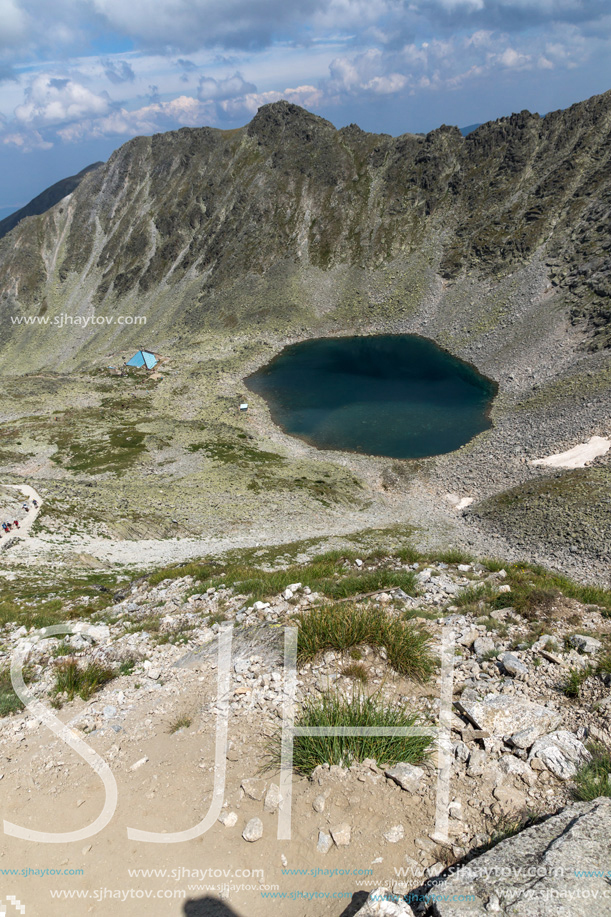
[531,435,611,469]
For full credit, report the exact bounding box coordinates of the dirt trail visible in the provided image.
[0,483,43,540]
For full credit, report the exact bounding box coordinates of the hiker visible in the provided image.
[14,520,19,529]
[32,499,38,508]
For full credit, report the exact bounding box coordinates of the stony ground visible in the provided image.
[1,551,609,916]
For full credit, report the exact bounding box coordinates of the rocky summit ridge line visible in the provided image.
[0,90,610,369]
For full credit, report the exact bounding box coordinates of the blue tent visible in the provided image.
[126,350,158,370]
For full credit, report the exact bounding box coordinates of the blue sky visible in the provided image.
[1,0,611,219]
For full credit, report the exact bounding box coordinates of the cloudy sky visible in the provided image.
[1,0,610,220]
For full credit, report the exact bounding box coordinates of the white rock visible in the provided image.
[241,777,267,800]
[312,794,326,813]
[528,731,591,780]
[218,811,238,827]
[383,824,405,843]
[242,817,263,842]
[457,689,561,740]
[385,763,425,793]
[330,823,352,847]
[264,783,282,812]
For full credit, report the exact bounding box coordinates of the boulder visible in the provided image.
[429,798,611,915]
[500,652,528,677]
[528,731,591,780]
[570,634,602,654]
[473,636,495,658]
[456,689,561,741]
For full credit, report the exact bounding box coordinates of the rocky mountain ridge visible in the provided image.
[0,91,610,367]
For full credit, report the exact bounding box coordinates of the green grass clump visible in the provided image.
[454,582,499,608]
[270,691,433,775]
[0,667,24,717]
[118,656,138,676]
[596,653,611,677]
[572,745,611,801]
[501,563,611,614]
[295,604,435,681]
[149,550,417,604]
[563,666,593,698]
[0,664,37,717]
[53,660,116,701]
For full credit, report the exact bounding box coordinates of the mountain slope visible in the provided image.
[0,162,103,240]
[0,93,610,366]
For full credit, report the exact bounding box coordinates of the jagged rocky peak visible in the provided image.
[0,90,610,355]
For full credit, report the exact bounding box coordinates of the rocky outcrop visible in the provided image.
[428,797,611,916]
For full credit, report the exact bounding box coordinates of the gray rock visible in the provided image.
[312,794,326,813]
[353,887,415,916]
[317,830,332,854]
[473,636,495,658]
[500,653,528,678]
[242,817,263,842]
[570,634,603,654]
[497,755,536,785]
[458,628,479,648]
[385,763,425,793]
[456,689,561,740]
[528,731,591,780]
[428,798,611,915]
[466,748,486,777]
[454,741,470,763]
[509,725,546,750]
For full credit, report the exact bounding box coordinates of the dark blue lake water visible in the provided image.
[246,335,496,459]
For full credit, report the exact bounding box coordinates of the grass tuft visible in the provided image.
[572,745,611,801]
[52,659,116,702]
[268,691,433,775]
[295,603,436,681]
[563,666,593,698]
[168,715,192,734]
[341,662,369,683]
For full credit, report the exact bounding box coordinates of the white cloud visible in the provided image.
[498,46,531,68]
[14,74,110,127]
[1,128,52,150]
